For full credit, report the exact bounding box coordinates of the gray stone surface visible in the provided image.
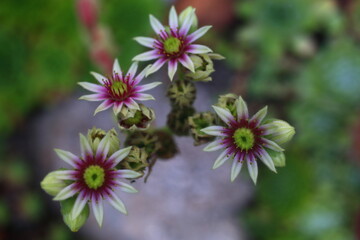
[33,69,253,240]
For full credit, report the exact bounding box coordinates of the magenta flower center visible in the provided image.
[103,74,133,101]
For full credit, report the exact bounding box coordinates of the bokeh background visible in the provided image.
[1,0,360,239]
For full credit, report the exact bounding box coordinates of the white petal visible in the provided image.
[133,37,156,48]
[109,146,132,167]
[169,6,178,29]
[146,58,167,77]
[112,59,123,78]
[133,93,155,101]
[179,8,195,35]
[108,191,127,215]
[115,181,138,193]
[91,197,103,227]
[201,126,226,136]
[236,96,249,120]
[95,133,110,159]
[187,44,213,54]
[126,62,138,79]
[132,65,152,85]
[53,170,77,180]
[137,82,162,92]
[203,139,224,152]
[124,98,140,110]
[187,25,212,43]
[250,106,268,126]
[78,82,103,93]
[79,93,104,101]
[168,60,178,81]
[112,102,123,115]
[53,183,78,201]
[231,159,243,182]
[90,71,107,84]
[212,105,235,125]
[94,100,112,115]
[247,158,258,185]
[54,149,78,167]
[132,50,159,62]
[261,138,284,152]
[79,133,93,157]
[257,149,277,173]
[149,14,165,35]
[116,169,142,179]
[178,54,194,72]
[212,150,231,169]
[71,194,89,220]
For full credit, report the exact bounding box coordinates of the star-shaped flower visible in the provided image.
[202,97,293,184]
[133,6,212,80]
[79,59,161,115]
[52,133,141,227]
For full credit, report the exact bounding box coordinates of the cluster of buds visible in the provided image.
[188,112,217,146]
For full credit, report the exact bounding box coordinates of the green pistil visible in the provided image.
[83,165,105,189]
[233,128,255,151]
[164,37,181,54]
[111,81,128,96]
[123,111,143,125]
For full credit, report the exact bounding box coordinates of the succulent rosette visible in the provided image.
[202,96,294,184]
[79,59,161,115]
[50,133,141,227]
[133,6,213,80]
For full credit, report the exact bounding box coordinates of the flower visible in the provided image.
[202,96,291,184]
[51,133,141,227]
[78,59,162,115]
[133,6,213,80]
[117,104,155,130]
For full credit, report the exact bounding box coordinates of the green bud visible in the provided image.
[167,106,195,136]
[188,112,216,146]
[266,119,295,145]
[40,170,69,197]
[87,127,120,156]
[119,146,149,177]
[186,53,225,82]
[124,131,160,157]
[117,104,155,131]
[179,6,198,29]
[167,79,196,108]
[268,149,286,167]
[215,93,238,117]
[154,129,178,159]
[60,197,89,232]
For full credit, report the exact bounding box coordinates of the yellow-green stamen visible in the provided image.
[233,128,255,151]
[83,165,105,189]
[111,81,128,96]
[164,37,181,54]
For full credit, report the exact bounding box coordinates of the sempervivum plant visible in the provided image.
[79,59,161,115]
[50,133,141,227]
[202,96,294,184]
[133,6,213,80]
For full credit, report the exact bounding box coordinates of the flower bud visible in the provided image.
[87,127,120,156]
[40,170,68,197]
[179,6,198,29]
[60,197,89,232]
[186,53,225,82]
[124,131,161,157]
[118,146,149,178]
[268,149,286,167]
[266,119,295,145]
[167,79,196,108]
[215,93,238,117]
[167,106,195,136]
[117,104,155,131]
[154,129,178,159]
[188,112,216,146]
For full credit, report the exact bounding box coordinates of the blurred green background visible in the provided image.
[1,0,360,239]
